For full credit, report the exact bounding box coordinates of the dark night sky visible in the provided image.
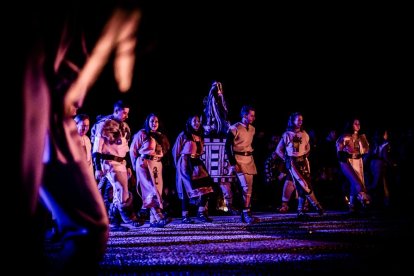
[80,3,411,139]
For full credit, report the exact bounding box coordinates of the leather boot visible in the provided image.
[306,192,325,215]
[225,204,240,215]
[150,219,167,228]
[149,208,169,228]
[98,177,113,214]
[348,195,357,213]
[108,203,129,231]
[118,194,144,228]
[297,197,310,220]
[357,192,371,209]
[277,202,289,213]
[182,215,195,224]
[197,211,213,222]
[241,209,258,224]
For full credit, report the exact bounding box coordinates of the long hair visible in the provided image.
[286,112,303,131]
[184,114,203,141]
[143,112,170,153]
[143,112,158,133]
[343,117,364,135]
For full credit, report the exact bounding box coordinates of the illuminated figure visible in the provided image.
[275,112,324,219]
[130,113,170,228]
[172,115,214,223]
[225,105,259,224]
[336,118,371,213]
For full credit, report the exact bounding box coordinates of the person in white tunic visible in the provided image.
[225,105,259,224]
[275,112,324,219]
[92,100,143,228]
[74,114,93,174]
[130,113,170,228]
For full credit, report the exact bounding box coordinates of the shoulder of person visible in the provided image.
[92,115,107,128]
[92,117,109,133]
[227,124,238,134]
[338,133,349,139]
[137,129,147,135]
[131,129,144,138]
[123,121,130,128]
[176,131,186,138]
[97,114,111,123]
[233,122,245,129]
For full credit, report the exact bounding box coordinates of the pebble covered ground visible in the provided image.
[96,211,411,275]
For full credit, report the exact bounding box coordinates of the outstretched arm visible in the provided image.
[64,7,141,117]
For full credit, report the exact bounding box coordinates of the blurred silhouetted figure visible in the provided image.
[13,1,141,274]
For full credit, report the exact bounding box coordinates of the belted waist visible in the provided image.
[233,151,253,156]
[288,155,307,162]
[182,153,201,158]
[350,153,362,159]
[139,154,162,162]
[101,154,125,162]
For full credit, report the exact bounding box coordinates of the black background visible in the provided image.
[79,2,411,140]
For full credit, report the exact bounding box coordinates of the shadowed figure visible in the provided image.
[13,1,141,274]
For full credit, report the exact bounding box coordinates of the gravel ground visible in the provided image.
[95,210,411,275]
